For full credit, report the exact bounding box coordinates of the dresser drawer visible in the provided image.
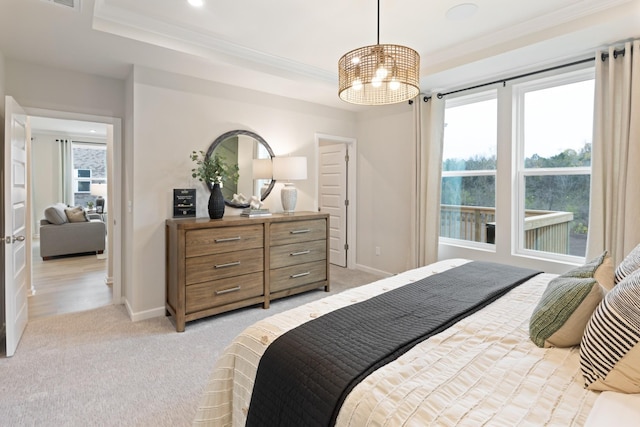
[186,248,263,285]
[186,224,263,257]
[270,239,327,269]
[186,272,263,313]
[270,260,327,293]
[270,219,326,246]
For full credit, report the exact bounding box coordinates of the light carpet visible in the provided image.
[0,266,383,426]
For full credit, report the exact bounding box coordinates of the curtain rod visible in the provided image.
[433,57,594,100]
[427,47,631,101]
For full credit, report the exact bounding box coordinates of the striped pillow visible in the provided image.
[580,268,640,393]
[614,243,640,285]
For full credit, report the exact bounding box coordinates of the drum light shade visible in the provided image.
[338,0,420,105]
[339,44,420,105]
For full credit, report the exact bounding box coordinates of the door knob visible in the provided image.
[11,235,25,243]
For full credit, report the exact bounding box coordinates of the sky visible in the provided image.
[442,79,595,162]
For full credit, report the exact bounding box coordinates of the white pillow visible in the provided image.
[44,203,68,225]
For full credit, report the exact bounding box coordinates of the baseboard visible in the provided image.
[353,263,393,278]
[124,299,166,322]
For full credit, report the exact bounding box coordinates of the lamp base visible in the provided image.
[281,183,297,213]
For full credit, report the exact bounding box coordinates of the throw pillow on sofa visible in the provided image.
[65,206,89,223]
[44,203,68,225]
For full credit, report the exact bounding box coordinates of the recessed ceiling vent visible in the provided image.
[41,0,81,12]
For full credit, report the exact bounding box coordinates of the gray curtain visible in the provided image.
[587,40,640,265]
[58,139,73,205]
[410,96,445,268]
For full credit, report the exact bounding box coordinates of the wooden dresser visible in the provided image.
[165,212,329,331]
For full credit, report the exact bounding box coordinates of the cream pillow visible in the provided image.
[65,206,88,223]
[580,268,640,393]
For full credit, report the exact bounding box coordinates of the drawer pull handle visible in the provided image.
[290,229,311,234]
[290,271,310,279]
[215,286,241,295]
[290,250,311,256]
[215,236,242,243]
[215,261,241,269]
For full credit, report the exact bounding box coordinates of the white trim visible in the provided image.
[24,107,123,306]
[125,300,166,322]
[442,170,496,177]
[353,263,393,278]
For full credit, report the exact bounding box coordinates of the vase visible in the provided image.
[208,183,225,219]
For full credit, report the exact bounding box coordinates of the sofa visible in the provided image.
[39,203,106,260]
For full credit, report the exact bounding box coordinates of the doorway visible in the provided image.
[26,110,121,318]
[315,134,356,268]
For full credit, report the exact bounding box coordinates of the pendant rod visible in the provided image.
[377,0,380,45]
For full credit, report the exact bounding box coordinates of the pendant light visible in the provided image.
[338,0,420,105]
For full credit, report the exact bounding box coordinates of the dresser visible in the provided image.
[165,212,329,331]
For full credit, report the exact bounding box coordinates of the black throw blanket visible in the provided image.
[246,261,541,427]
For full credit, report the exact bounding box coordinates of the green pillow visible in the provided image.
[529,251,609,348]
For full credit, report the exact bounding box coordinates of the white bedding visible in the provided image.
[194,259,599,426]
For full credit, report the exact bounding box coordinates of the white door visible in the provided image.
[319,144,348,267]
[3,96,29,357]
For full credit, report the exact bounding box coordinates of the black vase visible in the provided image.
[208,183,225,219]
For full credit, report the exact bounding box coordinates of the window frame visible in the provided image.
[440,89,498,251]
[438,64,595,268]
[512,68,594,264]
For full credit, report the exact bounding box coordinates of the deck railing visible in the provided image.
[440,205,574,254]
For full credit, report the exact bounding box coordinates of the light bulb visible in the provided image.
[371,76,382,88]
[389,78,400,90]
[352,78,363,91]
[351,57,361,65]
[376,66,388,79]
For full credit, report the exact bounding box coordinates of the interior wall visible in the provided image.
[355,103,415,275]
[128,66,357,319]
[2,57,418,322]
[0,52,5,117]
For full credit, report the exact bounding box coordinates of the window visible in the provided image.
[71,142,107,206]
[515,75,594,259]
[439,66,594,264]
[441,91,497,246]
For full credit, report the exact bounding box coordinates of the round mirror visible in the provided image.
[205,130,275,208]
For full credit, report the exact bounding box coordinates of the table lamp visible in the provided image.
[272,156,307,213]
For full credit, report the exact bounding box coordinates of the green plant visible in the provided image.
[190,150,239,185]
[86,201,95,209]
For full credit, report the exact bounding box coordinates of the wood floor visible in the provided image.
[29,239,112,320]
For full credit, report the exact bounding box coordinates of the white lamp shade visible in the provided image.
[272,157,307,181]
[252,158,273,179]
[90,183,108,198]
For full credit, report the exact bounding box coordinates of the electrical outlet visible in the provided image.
[375,246,381,256]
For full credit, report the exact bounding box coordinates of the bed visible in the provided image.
[193,258,640,426]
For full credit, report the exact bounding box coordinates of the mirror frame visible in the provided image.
[205,129,276,209]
